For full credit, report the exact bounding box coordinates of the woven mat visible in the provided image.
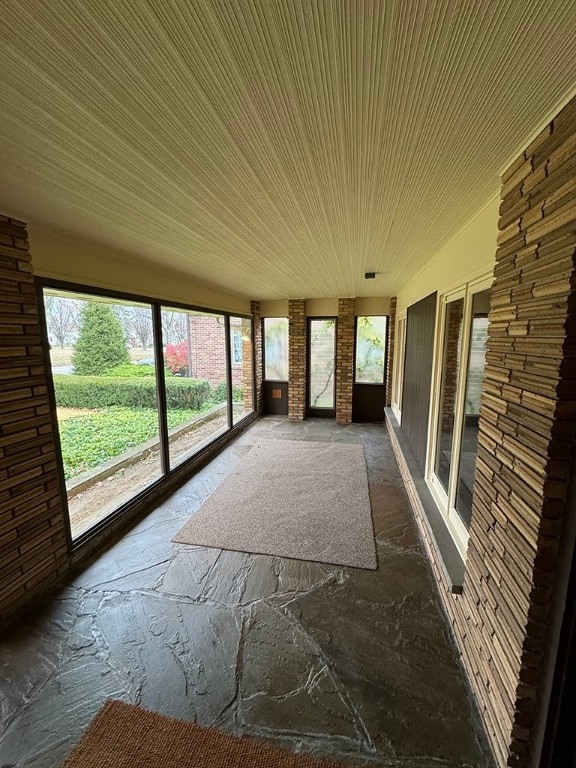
[60,700,344,767]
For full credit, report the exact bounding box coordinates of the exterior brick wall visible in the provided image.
[251,300,263,415]
[390,95,576,768]
[288,299,307,420]
[0,216,70,623]
[335,298,355,423]
[386,297,396,407]
[188,315,244,388]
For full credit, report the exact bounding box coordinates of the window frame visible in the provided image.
[38,277,255,549]
[426,274,493,558]
[391,312,406,421]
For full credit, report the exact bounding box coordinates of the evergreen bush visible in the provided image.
[72,303,130,375]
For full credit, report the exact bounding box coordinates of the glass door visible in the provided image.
[308,318,336,417]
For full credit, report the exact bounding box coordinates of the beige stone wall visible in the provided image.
[396,95,576,768]
[0,217,70,622]
[472,95,576,767]
[335,298,355,423]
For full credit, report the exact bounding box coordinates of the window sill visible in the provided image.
[384,407,465,594]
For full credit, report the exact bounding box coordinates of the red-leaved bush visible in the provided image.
[165,341,189,375]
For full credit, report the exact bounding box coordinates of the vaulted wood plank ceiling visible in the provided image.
[1,0,575,299]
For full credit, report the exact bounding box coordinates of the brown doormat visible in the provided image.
[60,700,345,767]
[173,440,377,569]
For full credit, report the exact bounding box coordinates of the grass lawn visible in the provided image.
[58,405,209,479]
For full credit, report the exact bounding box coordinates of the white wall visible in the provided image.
[396,195,499,315]
[29,226,251,315]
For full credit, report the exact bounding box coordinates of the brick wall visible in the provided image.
[392,96,576,768]
[251,300,263,415]
[386,298,396,407]
[188,315,245,388]
[288,299,307,420]
[335,298,355,423]
[0,216,70,623]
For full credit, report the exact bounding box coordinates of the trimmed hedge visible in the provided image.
[102,363,156,377]
[54,375,211,410]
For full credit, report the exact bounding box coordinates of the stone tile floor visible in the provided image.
[0,418,494,767]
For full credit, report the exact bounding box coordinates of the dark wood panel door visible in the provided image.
[401,292,437,472]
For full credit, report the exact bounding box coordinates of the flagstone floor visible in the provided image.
[0,417,493,768]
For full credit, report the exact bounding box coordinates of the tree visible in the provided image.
[165,340,189,375]
[44,295,83,348]
[130,307,153,349]
[162,310,187,344]
[72,302,130,375]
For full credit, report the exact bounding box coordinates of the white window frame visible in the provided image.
[391,312,407,423]
[426,274,493,559]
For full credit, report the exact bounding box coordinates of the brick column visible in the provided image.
[288,299,307,420]
[249,300,263,415]
[335,298,355,424]
[0,215,70,623]
[386,297,396,407]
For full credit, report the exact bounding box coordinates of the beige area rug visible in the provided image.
[60,700,344,767]
[173,440,377,569]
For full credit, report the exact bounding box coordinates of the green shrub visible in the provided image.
[103,363,156,377]
[59,406,204,479]
[210,380,244,403]
[54,375,210,410]
[72,302,130,374]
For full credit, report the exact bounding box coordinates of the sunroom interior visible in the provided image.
[2,3,576,768]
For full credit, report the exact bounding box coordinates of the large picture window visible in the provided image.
[41,285,255,542]
[162,307,230,469]
[43,289,163,539]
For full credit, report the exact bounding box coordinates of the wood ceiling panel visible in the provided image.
[1,0,575,298]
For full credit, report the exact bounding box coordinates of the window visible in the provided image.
[232,329,243,363]
[41,284,256,542]
[308,318,336,410]
[354,316,387,383]
[392,314,406,417]
[230,317,254,424]
[263,317,288,380]
[428,280,492,556]
[162,307,229,469]
[43,288,163,540]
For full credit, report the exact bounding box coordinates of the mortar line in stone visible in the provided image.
[269,601,376,754]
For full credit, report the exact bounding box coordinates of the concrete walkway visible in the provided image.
[0,418,493,767]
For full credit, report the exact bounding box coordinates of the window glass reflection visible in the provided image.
[455,290,491,528]
[434,298,465,494]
